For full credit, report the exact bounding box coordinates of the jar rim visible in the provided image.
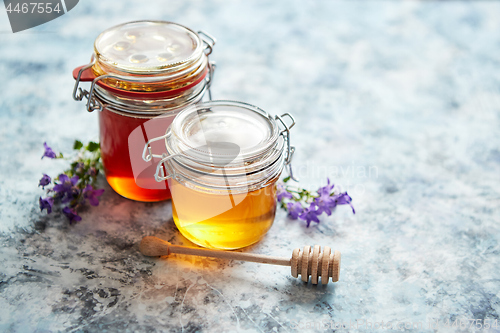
[145,100,296,191]
[93,20,205,76]
[166,101,281,171]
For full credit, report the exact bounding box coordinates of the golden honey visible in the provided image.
[170,179,277,249]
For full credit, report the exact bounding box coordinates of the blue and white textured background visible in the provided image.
[1,1,500,332]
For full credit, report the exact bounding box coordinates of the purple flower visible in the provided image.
[277,184,293,202]
[287,202,304,220]
[62,206,82,224]
[299,202,321,227]
[83,185,104,206]
[317,178,334,196]
[53,174,80,203]
[39,196,54,214]
[38,174,51,189]
[314,191,337,216]
[332,192,356,214]
[54,174,78,192]
[42,142,57,159]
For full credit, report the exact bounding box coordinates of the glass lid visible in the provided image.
[167,101,280,167]
[94,20,204,74]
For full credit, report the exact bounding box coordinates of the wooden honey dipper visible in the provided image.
[140,236,341,284]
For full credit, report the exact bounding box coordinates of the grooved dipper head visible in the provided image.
[139,236,171,257]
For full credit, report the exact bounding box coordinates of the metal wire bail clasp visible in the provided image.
[275,113,298,181]
[72,57,97,108]
[198,31,217,101]
[72,56,106,112]
[142,133,170,162]
[154,154,179,182]
[142,133,177,182]
[198,30,216,56]
[206,61,217,101]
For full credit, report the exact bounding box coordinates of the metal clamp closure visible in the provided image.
[198,30,217,56]
[207,61,217,101]
[142,134,180,182]
[153,151,214,182]
[155,153,178,182]
[72,56,96,104]
[198,30,217,100]
[142,133,170,162]
[275,113,298,181]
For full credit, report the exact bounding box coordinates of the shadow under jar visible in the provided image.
[144,101,296,249]
[72,20,216,202]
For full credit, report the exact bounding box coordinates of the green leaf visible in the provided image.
[58,152,64,158]
[86,141,100,152]
[283,176,291,183]
[73,140,83,150]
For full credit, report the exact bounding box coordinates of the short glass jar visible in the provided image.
[72,21,216,202]
[143,101,296,249]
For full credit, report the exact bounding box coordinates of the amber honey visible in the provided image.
[170,179,277,249]
[99,108,174,201]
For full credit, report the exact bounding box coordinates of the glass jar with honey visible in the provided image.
[72,21,216,202]
[143,101,296,249]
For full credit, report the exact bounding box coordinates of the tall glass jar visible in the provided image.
[72,21,216,202]
[144,101,296,249]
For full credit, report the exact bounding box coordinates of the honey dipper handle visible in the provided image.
[140,236,291,266]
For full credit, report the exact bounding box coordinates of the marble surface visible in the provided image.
[1,1,500,332]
